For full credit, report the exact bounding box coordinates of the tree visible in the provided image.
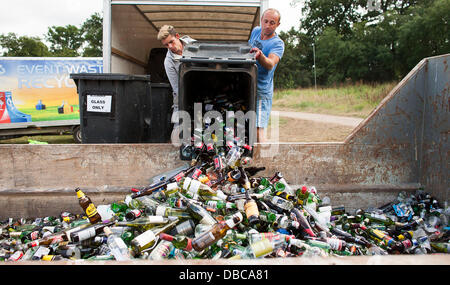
[275,28,314,89]
[0,33,50,57]
[45,24,83,57]
[397,0,450,75]
[300,0,367,39]
[81,12,103,57]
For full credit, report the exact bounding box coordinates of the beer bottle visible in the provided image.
[192,212,243,252]
[75,188,101,224]
[244,190,260,226]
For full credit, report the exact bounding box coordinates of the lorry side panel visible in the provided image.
[0,57,102,131]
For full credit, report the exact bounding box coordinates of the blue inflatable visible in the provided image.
[5,91,32,123]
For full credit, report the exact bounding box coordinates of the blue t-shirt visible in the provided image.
[248,26,285,100]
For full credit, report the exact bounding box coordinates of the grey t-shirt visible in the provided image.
[164,35,196,111]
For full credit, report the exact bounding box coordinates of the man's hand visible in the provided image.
[250,47,280,71]
[250,47,262,60]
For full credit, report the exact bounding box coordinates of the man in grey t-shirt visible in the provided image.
[157,25,196,115]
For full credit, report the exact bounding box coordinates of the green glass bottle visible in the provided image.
[116,216,176,231]
[364,212,405,227]
[111,201,128,213]
[183,198,217,226]
[205,200,236,211]
[159,233,193,251]
[130,218,179,256]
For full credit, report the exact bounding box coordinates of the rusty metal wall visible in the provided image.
[0,143,421,218]
[420,55,449,204]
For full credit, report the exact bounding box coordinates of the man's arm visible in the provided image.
[250,47,280,71]
[164,57,179,96]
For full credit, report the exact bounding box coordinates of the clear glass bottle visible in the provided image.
[103,226,132,261]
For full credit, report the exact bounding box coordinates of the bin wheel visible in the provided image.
[73,126,82,144]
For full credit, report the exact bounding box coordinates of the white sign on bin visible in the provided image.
[86,95,112,113]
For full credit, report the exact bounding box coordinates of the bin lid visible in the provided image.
[70,73,151,81]
[181,41,256,64]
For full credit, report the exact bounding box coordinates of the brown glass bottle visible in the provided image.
[75,188,101,224]
[192,212,243,252]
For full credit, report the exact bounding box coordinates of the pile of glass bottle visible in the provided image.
[1,138,449,262]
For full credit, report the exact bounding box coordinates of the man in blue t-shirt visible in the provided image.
[248,8,284,142]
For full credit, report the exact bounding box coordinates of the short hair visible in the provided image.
[261,8,281,23]
[157,25,177,41]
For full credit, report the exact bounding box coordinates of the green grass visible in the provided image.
[17,105,80,122]
[273,81,398,118]
[0,134,75,144]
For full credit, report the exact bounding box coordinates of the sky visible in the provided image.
[0,0,302,38]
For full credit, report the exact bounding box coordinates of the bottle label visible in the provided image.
[134,230,156,247]
[194,231,216,250]
[182,177,192,190]
[33,246,51,258]
[148,216,165,224]
[206,200,219,209]
[76,189,85,199]
[148,240,171,260]
[244,201,259,219]
[77,227,97,241]
[85,203,98,218]
[155,206,167,217]
[327,238,344,251]
[30,231,39,240]
[188,179,201,194]
[251,239,273,258]
[192,169,202,180]
[129,209,142,218]
[41,255,55,261]
[174,172,185,182]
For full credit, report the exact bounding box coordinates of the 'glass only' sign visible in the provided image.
[87,95,112,113]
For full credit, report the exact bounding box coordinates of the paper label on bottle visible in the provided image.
[148,240,171,260]
[194,231,216,250]
[155,206,167,217]
[183,177,192,190]
[33,246,51,258]
[85,203,98,218]
[148,216,165,224]
[41,255,55,261]
[77,227,96,241]
[134,230,156,247]
[30,231,39,240]
[188,179,201,193]
[167,182,178,191]
[251,240,273,258]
